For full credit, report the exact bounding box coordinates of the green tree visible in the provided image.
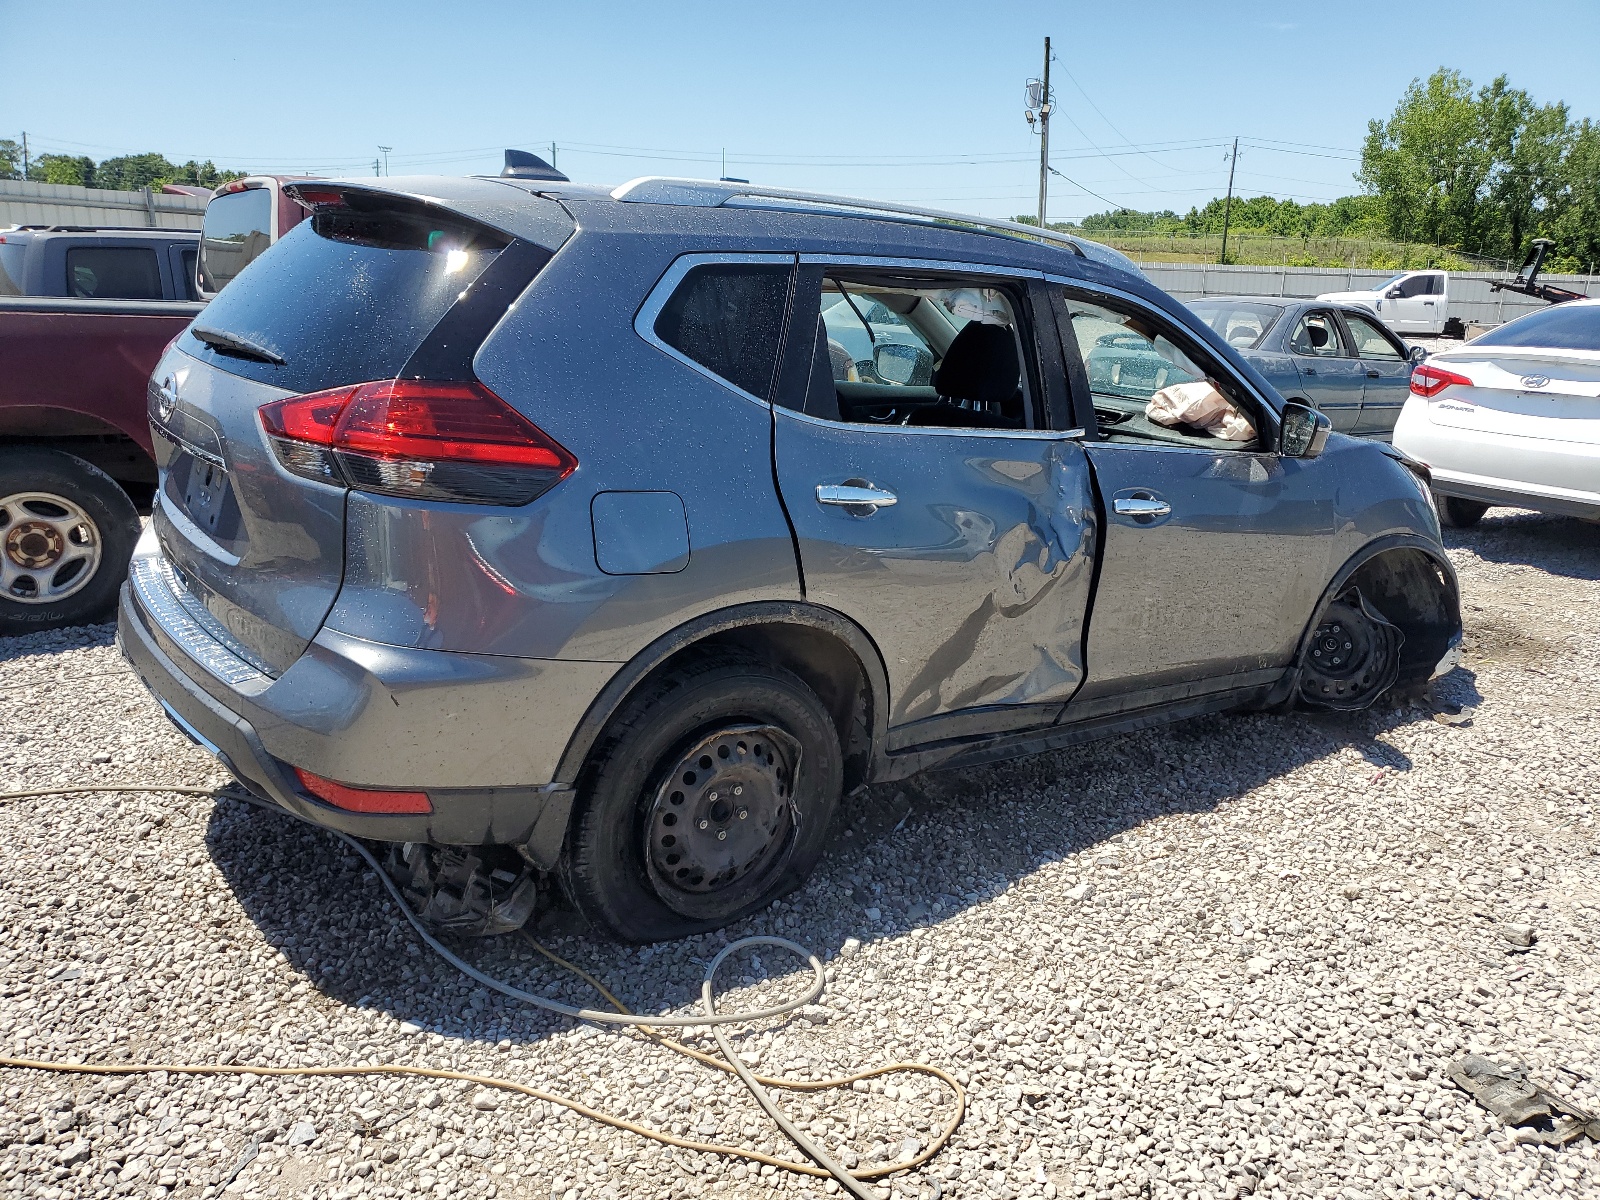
[0,139,21,180]
[1360,68,1491,249]
[28,154,96,186]
[90,152,178,191]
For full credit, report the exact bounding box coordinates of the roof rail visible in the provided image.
[609,177,1091,258]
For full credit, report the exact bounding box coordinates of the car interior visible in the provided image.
[1187,301,1285,350]
[799,277,1034,429]
[1290,312,1346,357]
[1063,294,1264,451]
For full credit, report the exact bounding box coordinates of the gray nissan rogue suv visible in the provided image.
[120,173,1462,942]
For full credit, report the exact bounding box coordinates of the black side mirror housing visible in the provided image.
[1386,286,1404,299]
[1408,344,1428,364]
[1280,401,1332,459]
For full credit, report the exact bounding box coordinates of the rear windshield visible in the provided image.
[181,200,508,394]
[1471,303,1600,352]
[199,188,274,293]
[1186,300,1284,350]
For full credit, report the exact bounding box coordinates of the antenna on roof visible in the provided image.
[501,149,569,182]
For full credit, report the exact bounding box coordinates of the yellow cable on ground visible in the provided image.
[0,782,965,1196]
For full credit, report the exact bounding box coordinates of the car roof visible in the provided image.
[311,173,1147,286]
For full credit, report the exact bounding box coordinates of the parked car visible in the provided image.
[1318,269,1455,336]
[120,175,1461,943]
[1394,298,1600,526]
[1187,296,1424,439]
[198,176,312,297]
[0,226,205,635]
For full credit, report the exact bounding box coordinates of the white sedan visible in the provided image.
[1393,299,1600,527]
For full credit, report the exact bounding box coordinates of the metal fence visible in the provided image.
[0,179,206,230]
[1141,262,1598,327]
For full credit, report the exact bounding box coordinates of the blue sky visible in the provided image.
[4,0,1599,222]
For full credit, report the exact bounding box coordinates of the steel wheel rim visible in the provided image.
[0,491,102,606]
[643,723,801,917]
[1301,600,1390,706]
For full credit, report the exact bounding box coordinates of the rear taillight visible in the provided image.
[1410,363,1473,398]
[294,768,432,815]
[258,380,577,505]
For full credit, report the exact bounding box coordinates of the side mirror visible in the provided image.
[1280,401,1332,459]
[873,342,934,386]
[1386,286,1404,299]
[1408,344,1427,364]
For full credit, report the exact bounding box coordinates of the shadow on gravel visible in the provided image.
[203,677,1466,1052]
[1446,510,1600,581]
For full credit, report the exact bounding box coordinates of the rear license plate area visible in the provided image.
[168,451,241,541]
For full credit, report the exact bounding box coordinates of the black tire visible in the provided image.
[1297,588,1403,711]
[0,448,140,637]
[560,652,843,943]
[1437,494,1489,528]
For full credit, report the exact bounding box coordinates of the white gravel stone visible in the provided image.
[1,509,1597,1199]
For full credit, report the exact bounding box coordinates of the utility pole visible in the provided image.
[1219,137,1239,265]
[1037,38,1051,228]
[378,145,392,176]
[550,142,558,170]
[20,131,28,179]
[373,157,381,177]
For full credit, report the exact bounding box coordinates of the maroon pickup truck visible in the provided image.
[1,226,205,634]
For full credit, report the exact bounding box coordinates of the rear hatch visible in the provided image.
[149,187,549,674]
[1428,349,1600,444]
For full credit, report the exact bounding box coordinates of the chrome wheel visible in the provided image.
[0,491,103,605]
[643,723,801,916]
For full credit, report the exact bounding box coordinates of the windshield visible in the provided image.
[1470,303,1600,352]
[1186,301,1283,350]
[1377,274,1406,292]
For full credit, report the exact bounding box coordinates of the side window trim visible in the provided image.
[633,251,798,409]
[1045,274,1281,446]
[1294,308,1349,358]
[1340,310,1405,360]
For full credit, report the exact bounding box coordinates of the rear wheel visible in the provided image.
[560,652,843,943]
[1437,495,1489,528]
[0,448,139,637]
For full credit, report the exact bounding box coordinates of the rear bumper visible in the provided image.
[117,544,620,854]
[1394,405,1600,519]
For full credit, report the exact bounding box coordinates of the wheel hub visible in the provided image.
[644,724,799,901]
[0,492,102,605]
[1300,591,1403,710]
[6,521,65,569]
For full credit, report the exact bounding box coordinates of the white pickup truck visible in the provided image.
[1318,270,1451,335]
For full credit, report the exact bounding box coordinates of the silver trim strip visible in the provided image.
[773,404,1080,441]
[800,254,1042,279]
[129,555,274,687]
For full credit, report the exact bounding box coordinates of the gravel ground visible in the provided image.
[1,509,1597,1200]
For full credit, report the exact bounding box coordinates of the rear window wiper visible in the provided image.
[191,325,286,366]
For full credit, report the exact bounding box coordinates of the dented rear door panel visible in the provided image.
[773,411,1098,738]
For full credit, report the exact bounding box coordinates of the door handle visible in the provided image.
[817,483,898,512]
[1302,366,1317,375]
[1113,496,1172,518]
[1366,369,1381,378]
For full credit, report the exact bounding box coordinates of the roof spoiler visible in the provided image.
[501,150,569,182]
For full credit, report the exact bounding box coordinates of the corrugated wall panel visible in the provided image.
[0,180,206,230]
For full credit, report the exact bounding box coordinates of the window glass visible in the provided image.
[1426,274,1444,295]
[1344,313,1402,359]
[1289,312,1347,358]
[0,241,25,295]
[180,203,507,393]
[1396,275,1431,298]
[1063,292,1259,449]
[797,278,1029,428]
[199,188,274,293]
[654,264,791,400]
[65,246,162,299]
[180,249,199,300]
[1470,302,1600,351]
[1186,300,1284,349]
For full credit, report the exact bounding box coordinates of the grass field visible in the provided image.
[1080,230,1504,272]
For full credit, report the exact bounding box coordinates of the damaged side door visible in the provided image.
[772,259,1097,749]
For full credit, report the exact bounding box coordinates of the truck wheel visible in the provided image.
[560,652,843,943]
[0,448,140,636]
[1437,495,1488,528]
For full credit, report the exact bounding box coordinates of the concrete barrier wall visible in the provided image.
[0,179,206,230]
[1141,262,1597,326]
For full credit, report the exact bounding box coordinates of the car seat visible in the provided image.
[906,322,1024,427]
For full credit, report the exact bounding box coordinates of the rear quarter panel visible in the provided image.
[0,302,199,451]
[322,223,803,659]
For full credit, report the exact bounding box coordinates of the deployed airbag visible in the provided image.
[1146,380,1256,442]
